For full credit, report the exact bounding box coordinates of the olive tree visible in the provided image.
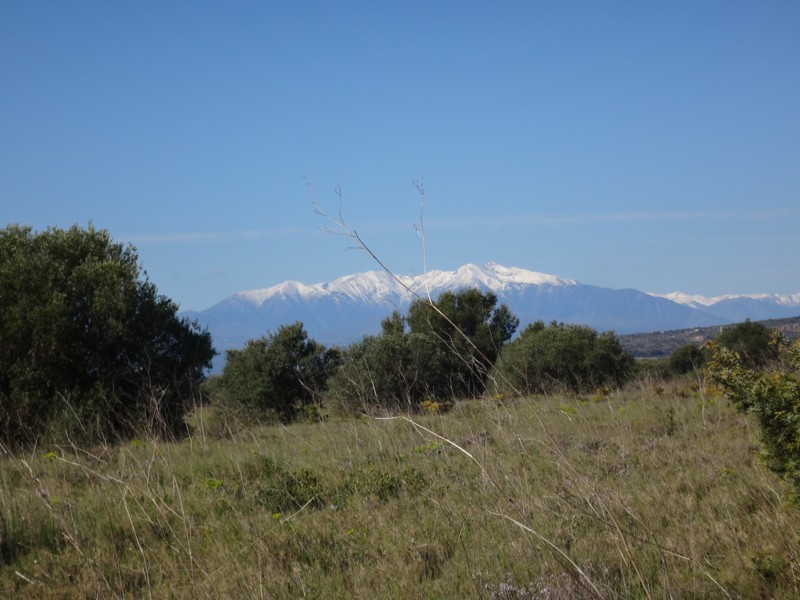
[326,289,519,413]
[715,320,778,367]
[215,322,340,423]
[405,288,519,399]
[493,320,634,395]
[0,224,215,446]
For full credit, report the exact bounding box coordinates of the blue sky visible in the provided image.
[2,2,798,310]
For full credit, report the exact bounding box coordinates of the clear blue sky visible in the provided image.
[2,1,798,310]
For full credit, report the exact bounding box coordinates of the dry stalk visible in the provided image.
[490,511,604,599]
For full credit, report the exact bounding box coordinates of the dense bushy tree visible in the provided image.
[216,322,340,423]
[326,290,518,413]
[325,332,403,414]
[493,321,634,395]
[326,313,431,413]
[706,336,800,500]
[0,224,215,446]
[405,288,519,398]
[669,343,707,374]
[715,320,778,367]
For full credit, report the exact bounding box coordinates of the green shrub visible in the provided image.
[253,456,326,512]
[669,343,707,374]
[405,289,518,399]
[214,322,339,423]
[325,325,424,413]
[715,320,778,367]
[493,320,635,395]
[0,224,214,446]
[326,289,518,413]
[635,357,670,380]
[706,336,800,500]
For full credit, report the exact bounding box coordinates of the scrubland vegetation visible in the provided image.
[4,224,800,598]
[3,377,800,598]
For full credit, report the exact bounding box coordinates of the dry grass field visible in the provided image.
[2,375,799,598]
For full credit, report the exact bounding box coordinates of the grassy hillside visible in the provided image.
[2,377,800,598]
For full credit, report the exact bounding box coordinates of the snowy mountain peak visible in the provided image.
[416,262,576,294]
[230,262,575,307]
[649,292,719,308]
[649,291,800,309]
[323,270,413,302]
[481,261,577,287]
[234,280,325,306]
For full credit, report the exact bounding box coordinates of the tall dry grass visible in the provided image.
[2,375,799,598]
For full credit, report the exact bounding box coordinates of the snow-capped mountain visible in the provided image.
[648,291,800,322]
[180,262,800,371]
[230,261,576,309]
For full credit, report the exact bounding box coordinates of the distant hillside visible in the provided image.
[618,315,800,358]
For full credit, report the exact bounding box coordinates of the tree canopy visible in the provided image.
[405,288,519,397]
[493,320,634,395]
[0,224,215,445]
[215,322,340,423]
[327,289,519,412]
[715,320,778,367]
[668,343,707,374]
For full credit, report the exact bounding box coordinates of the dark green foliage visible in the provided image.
[669,343,707,374]
[715,320,778,367]
[493,320,635,395]
[0,224,215,446]
[248,455,428,514]
[254,456,326,512]
[342,330,412,409]
[325,312,431,413]
[216,322,340,423]
[706,337,800,500]
[326,290,518,412]
[405,289,518,398]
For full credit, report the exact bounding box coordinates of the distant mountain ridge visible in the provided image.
[231,261,576,308]
[180,262,800,370]
[650,290,800,309]
[648,291,800,322]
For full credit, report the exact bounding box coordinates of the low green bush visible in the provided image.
[213,322,340,423]
[706,335,800,500]
[326,289,519,414]
[493,320,635,395]
[715,319,778,367]
[668,343,707,374]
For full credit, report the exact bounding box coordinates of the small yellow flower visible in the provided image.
[420,399,440,415]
